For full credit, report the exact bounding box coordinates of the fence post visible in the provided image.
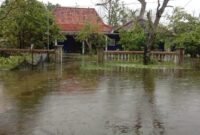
[82,41,85,55]
[31,44,34,69]
[55,45,63,63]
[177,48,185,65]
[97,47,104,64]
[31,50,33,66]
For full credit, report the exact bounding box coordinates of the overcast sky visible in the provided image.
[1,0,199,23]
[0,0,198,15]
[39,0,199,24]
[40,0,199,15]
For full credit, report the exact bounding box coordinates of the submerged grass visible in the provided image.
[79,54,189,71]
[81,61,188,71]
[0,55,29,70]
[0,56,22,70]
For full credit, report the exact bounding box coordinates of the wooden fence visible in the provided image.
[104,49,184,64]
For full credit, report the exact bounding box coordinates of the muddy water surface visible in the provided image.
[0,57,200,135]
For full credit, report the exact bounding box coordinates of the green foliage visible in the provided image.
[155,24,173,49]
[81,61,181,71]
[168,7,198,34]
[76,22,106,54]
[168,7,200,57]
[0,0,65,49]
[119,22,145,51]
[76,22,99,43]
[0,55,25,69]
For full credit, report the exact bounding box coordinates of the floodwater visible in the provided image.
[0,56,200,135]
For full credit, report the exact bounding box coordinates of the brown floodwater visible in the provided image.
[0,56,200,135]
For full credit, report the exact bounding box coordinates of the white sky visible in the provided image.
[40,0,200,24]
[40,0,199,15]
[1,0,199,24]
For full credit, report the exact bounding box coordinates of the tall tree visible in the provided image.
[137,0,170,64]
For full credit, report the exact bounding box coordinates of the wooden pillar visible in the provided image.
[82,41,85,55]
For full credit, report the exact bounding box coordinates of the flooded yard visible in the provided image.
[0,56,200,135]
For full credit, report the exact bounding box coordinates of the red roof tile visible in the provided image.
[53,7,112,33]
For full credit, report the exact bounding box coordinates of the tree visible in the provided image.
[98,0,136,27]
[0,0,20,21]
[119,21,145,51]
[119,3,137,25]
[137,0,170,65]
[76,22,106,56]
[0,0,64,49]
[168,7,200,57]
[155,24,173,50]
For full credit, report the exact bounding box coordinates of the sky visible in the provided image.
[0,0,199,24]
[0,0,199,15]
[39,0,199,24]
[39,0,200,15]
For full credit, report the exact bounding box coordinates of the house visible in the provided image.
[53,7,113,53]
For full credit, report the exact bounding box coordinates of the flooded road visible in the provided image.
[0,56,200,135]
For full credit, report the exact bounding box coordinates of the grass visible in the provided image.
[81,61,187,71]
[0,55,28,70]
[78,54,188,71]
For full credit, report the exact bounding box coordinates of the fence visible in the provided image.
[104,48,184,64]
[0,48,64,65]
[0,48,56,67]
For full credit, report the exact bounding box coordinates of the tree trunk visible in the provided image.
[144,31,156,65]
[143,44,150,65]
[19,32,22,49]
[137,0,170,65]
[138,0,146,19]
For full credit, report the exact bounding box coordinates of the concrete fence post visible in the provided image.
[55,45,63,63]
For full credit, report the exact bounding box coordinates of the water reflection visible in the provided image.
[137,69,165,135]
[0,58,200,135]
[0,70,58,135]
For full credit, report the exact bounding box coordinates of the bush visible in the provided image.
[0,56,25,70]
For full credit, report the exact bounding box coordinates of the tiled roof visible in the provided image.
[53,7,112,33]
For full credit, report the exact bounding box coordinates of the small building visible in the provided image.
[53,7,113,53]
